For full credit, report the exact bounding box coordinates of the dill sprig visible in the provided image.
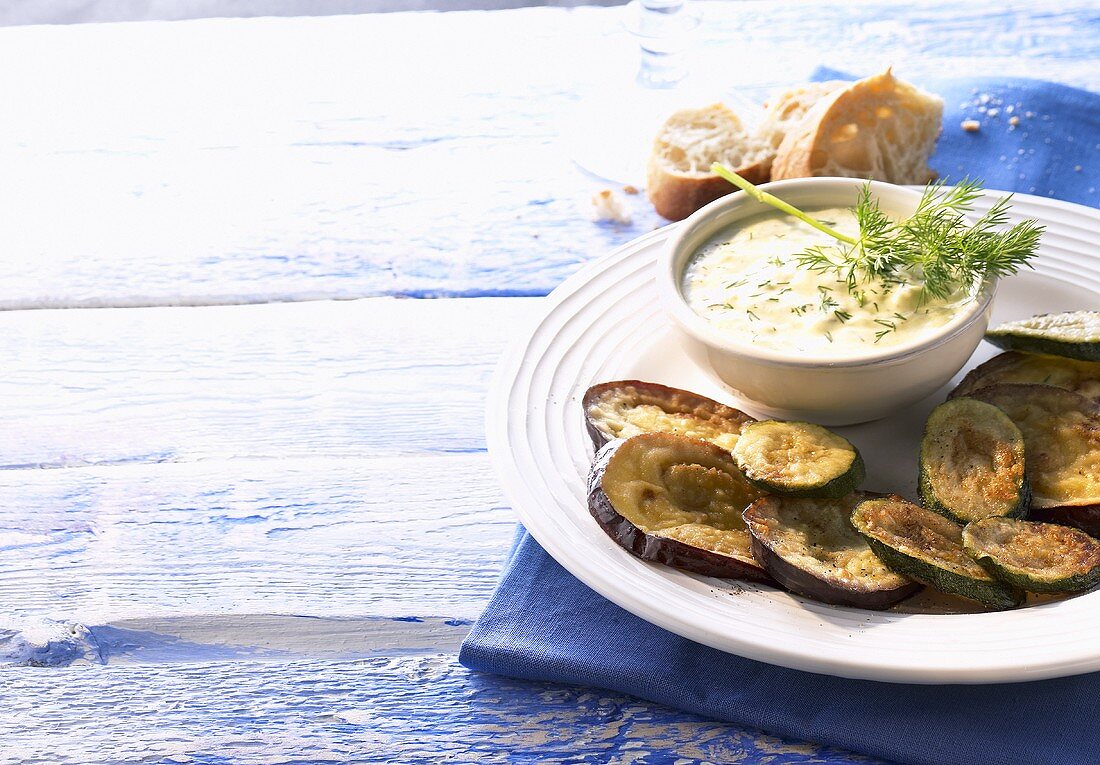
[710,164,1043,312]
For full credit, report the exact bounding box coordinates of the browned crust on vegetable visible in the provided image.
[582,380,755,451]
[851,495,1023,608]
[586,434,773,582]
[951,352,1100,401]
[744,492,919,609]
[962,517,1100,592]
[733,420,864,498]
[1029,504,1100,537]
[968,384,1100,508]
[918,398,1029,523]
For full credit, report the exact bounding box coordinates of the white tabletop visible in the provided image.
[1,3,1096,762]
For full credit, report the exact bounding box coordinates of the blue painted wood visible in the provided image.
[0,3,1095,762]
[0,655,886,765]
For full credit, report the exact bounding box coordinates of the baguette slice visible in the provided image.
[771,69,944,184]
[756,81,847,152]
[646,103,771,221]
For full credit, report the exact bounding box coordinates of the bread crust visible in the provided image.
[757,81,846,150]
[645,103,772,221]
[646,156,770,222]
[771,70,942,183]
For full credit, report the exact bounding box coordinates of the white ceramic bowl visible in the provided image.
[659,177,995,425]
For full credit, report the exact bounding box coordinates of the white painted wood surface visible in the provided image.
[0,2,1096,307]
[0,298,870,763]
[0,2,1096,762]
[0,299,525,646]
[0,297,520,467]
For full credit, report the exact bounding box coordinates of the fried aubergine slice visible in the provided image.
[1030,504,1100,538]
[732,420,865,498]
[962,517,1100,594]
[970,384,1100,508]
[951,351,1100,401]
[582,380,755,451]
[587,432,770,581]
[851,496,1023,609]
[743,492,920,609]
[985,311,1100,362]
[919,398,1030,524]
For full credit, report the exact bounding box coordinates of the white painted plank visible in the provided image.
[0,297,535,467]
[1,614,476,666]
[0,3,1094,306]
[0,297,534,662]
[0,454,513,630]
[0,655,882,765]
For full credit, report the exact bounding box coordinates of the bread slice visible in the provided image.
[646,103,771,221]
[771,70,944,184]
[756,81,847,151]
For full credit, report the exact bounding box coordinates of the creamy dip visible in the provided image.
[681,206,972,356]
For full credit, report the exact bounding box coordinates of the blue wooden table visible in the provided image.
[0,3,1096,762]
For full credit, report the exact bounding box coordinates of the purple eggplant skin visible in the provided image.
[581,380,754,451]
[585,439,774,583]
[1030,504,1100,538]
[743,492,922,610]
[747,532,921,610]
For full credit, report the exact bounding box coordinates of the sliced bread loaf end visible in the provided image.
[771,70,944,184]
[646,103,771,221]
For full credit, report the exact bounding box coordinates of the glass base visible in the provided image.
[567,87,686,186]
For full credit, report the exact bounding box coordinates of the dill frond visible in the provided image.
[709,164,1043,341]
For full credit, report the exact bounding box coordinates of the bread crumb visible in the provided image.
[1009,116,1020,126]
[961,119,981,133]
[591,188,632,225]
[987,108,1000,117]
[622,185,639,195]
[1075,165,1083,172]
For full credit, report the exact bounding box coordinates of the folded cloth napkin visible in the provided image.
[810,68,1100,207]
[461,73,1100,765]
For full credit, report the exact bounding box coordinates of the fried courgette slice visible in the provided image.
[587,432,771,581]
[962,517,1100,593]
[970,384,1100,508]
[951,351,1100,401]
[919,398,1030,524]
[1030,504,1100,538]
[582,380,755,451]
[851,496,1023,609]
[743,492,920,609]
[732,420,865,498]
[985,311,1100,361]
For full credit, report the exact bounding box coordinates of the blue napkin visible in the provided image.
[811,68,1100,208]
[461,75,1100,765]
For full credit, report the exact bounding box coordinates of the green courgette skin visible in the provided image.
[985,311,1100,362]
[734,421,866,499]
[962,518,1100,594]
[858,534,1024,609]
[969,551,1100,594]
[1030,504,1100,538]
[918,466,1031,524]
[743,451,865,499]
[986,334,1100,362]
[851,497,1025,609]
[918,398,1031,525]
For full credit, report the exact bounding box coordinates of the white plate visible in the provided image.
[487,190,1100,684]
